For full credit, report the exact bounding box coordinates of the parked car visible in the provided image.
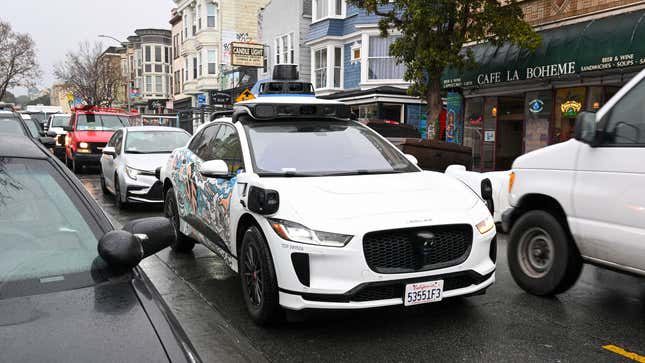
[0,135,199,362]
[160,96,496,325]
[64,106,131,173]
[47,113,71,160]
[1,106,55,148]
[100,126,191,209]
[503,68,645,296]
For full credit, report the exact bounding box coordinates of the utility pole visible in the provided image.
[99,34,131,112]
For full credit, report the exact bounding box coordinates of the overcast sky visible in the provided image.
[3,0,175,95]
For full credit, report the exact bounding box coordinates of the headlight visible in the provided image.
[476,216,495,235]
[269,219,353,247]
[125,166,140,180]
[79,142,89,149]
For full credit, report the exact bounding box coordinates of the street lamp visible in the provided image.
[99,34,132,111]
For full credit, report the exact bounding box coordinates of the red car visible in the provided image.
[64,106,132,172]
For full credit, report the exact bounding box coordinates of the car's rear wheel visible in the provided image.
[508,210,582,296]
[239,225,282,325]
[164,187,195,253]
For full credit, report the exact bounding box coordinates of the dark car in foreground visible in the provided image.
[0,136,200,363]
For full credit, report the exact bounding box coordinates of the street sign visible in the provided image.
[197,94,207,107]
[235,89,255,103]
[209,92,232,105]
[130,88,141,98]
[231,42,264,67]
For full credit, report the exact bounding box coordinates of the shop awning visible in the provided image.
[442,10,645,89]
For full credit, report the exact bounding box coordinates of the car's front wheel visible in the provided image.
[239,225,282,325]
[99,166,109,194]
[508,210,582,296]
[164,187,195,253]
[114,175,128,210]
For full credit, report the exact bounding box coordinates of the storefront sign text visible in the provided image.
[231,42,264,67]
[475,62,576,86]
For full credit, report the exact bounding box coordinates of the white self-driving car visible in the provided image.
[160,96,496,324]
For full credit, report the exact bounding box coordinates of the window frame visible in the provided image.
[312,0,346,23]
[207,2,218,28]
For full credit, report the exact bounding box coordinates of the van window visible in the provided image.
[604,80,645,145]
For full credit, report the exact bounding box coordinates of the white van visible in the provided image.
[503,68,645,296]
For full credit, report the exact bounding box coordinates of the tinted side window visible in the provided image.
[188,129,205,152]
[604,80,645,145]
[212,125,245,173]
[114,131,124,155]
[107,131,119,147]
[196,125,220,160]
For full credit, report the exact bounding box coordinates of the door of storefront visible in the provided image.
[496,97,524,171]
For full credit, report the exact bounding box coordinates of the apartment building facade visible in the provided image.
[257,0,313,82]
[172,0,270,111]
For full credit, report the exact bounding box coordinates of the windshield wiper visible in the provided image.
[330,170,406,176]
[259,172,319,177]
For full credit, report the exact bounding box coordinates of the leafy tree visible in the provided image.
[0,20,41,102]
[347,0,540,139]
[54,42,125,107]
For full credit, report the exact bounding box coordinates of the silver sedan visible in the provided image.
[99,126,191,209]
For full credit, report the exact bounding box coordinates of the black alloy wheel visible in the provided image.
[164,187,196,253]
[239,225,282,325]
[114,175,127,210]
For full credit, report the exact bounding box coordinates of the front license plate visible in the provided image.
[404,280,444,306]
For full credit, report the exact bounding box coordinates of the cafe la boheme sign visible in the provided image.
[231,42,264,68]
[443,53,645,88]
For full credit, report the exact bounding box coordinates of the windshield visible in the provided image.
[28,113,46,123]
[244,120,418,176]
[125,130,191,154]
[25,120,40,137]
[0,158,106,299]
[0,118,26,136]
[76,114,129,131]
[51,115,70,128]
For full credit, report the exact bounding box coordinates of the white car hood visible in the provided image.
[124,153,172,172]
[49,127,66,135]
[263,171,482,231]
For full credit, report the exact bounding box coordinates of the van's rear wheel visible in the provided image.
[508,210,582,296]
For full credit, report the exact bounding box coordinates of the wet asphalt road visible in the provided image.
[78,172,645,363]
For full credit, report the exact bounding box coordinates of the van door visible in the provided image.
[573,79,645,272]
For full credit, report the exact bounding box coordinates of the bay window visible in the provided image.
[155,75,162,93]
[313,0,345,21]
[313,45,343,90]
[314,48,327,89]
[208,50,217,74]
[368,35,405,80]
[207,3,218,28]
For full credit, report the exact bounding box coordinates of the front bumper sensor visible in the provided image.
[279,269,495,303]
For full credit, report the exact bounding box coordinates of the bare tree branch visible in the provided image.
[54,41,125,107]
[0,19,40,101]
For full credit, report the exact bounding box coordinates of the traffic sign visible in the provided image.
[197,94,207,107]
[235,89,255,103]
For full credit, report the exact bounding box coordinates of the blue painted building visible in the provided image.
[305,0,426,128]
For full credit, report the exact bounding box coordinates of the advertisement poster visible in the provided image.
[525,118,549,152]
[446,92,463,144]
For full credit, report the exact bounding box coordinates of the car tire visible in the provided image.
[99,167,109,194]
[164,187,196,253]
[508,210,582,296]
[72,158,82,174]
[114,175,128,210]
[239,225,283,325]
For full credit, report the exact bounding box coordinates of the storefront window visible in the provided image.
[464,97,484,170]
[554,87,586,142]
[525,91,553,153]
[357,104,378,122]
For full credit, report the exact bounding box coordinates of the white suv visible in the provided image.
[504,69,645,295]
[160,96,496,324]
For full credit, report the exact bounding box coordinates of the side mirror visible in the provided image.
[102,146,117,157]
[404,154,419,165]
[122,217,176,258]
[98,217,177,270]
[574,111,598,146]
[481,178,494,215]
[46,130,58,138]
[200,159,230,178]
[39,137,56,148]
